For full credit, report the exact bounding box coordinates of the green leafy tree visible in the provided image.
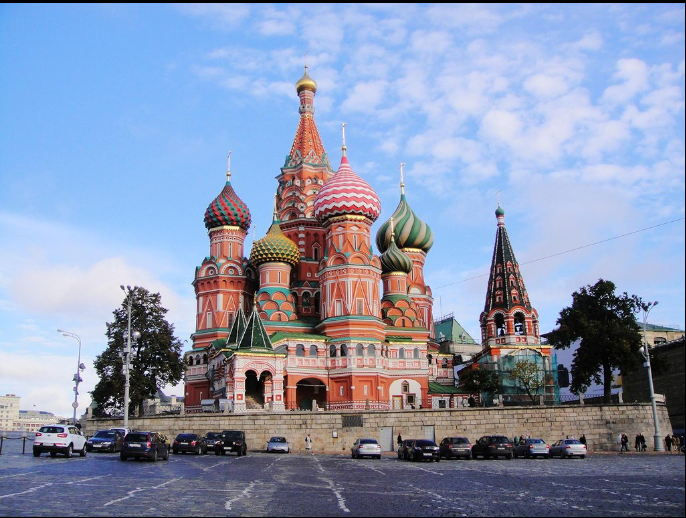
[509,360,549,403]
[545,279,644,403]
[91,286,184,417]
[458,367,500,405]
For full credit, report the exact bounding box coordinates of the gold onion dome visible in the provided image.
[380,237,413,274]
[295,65,317,94]
[250,217,300,268]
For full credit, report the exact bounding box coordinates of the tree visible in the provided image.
[91,286,185,417]
[509,360,549,403]
[458,367,500,406]
[545,279,644,403]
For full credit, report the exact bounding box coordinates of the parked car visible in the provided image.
[513,438,549,459]
[398,439,415,460]
[549,438,587,459]
[203,432,222,452]
[215,430,247,456]
[33,424,87,458]
[471,435,513,460]
[407,439,440,462]
[267,436,290,453]
[172,433,207,455]
[351,438,382,459]
[439,437,472,460]
[86,429,124,453]
[110,427,130,438]
[120,431,169,462]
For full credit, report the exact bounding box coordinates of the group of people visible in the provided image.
[618,432,682,452]
[633,433,648,451]
[664,433,681,452]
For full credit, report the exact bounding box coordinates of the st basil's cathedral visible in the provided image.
[183,68,556,413]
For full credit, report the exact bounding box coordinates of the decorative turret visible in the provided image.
[250,202,300,268]
[295,65,317,94]
[376,164,433,253]
[380,220,412,274]
[204,154,251,231]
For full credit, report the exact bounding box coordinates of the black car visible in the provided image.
[203,432,222,452]
[120,431,169,462]
[215,430,247,456]
[471,435,513,460]
[439,436,472,460]
[397,439,415,460]
[86,429,124,453]
[407,439,440,462]
[172,433,207,455]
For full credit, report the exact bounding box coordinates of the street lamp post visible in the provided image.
[641,300,663,452]
[120,285,141,430]
[57,329,85,426]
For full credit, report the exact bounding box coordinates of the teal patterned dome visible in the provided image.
[380,238,413,274]
[376,194,433,253]
[204,179,251,231]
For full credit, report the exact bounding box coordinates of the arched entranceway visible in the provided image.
[244,370,264,410]
[296,378,326,410]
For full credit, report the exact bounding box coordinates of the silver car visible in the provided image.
[549,438,587,459]
[513,438,549,459]
[267,436,290,453]
[351,438,382,459]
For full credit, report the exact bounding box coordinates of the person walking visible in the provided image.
[664,434,672,452]
[620,433,630,452]
[397,434,402,447]
[640,433,647,452]
[579,434,587,448]
[305,433,313,452]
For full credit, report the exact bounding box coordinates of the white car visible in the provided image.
[549,438,587,459]
[267,436,290,453]
[33,424,87,458]
[351,438,382,459]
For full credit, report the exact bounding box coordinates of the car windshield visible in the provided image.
[528,439,545,444]
[270,437,286,443]
[222,431,243,439]
[451,438,469,444]
[38,426,64,434]
[565,440,581,444]
[94,431,116,438]
[126,433,149,442]
[359,439,378,445]
[415,440,436,447]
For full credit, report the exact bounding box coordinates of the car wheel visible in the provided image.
[151,449,158,462]
[580,455,585,459]
[80,446,87,457]
[33,449,41,457]
[435,457,440,462]
[65,445,73,458]
[466,452,472,460]
[215,449,221,456]
[506,454,512,460]
[163,448,169,461]
[120,453,127,461]
[173,449,178,455]
[50,451,57,458]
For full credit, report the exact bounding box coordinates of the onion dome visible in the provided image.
[250,215,300,267]
[376,193,433,253]
[204,165,251,231]
[380,237,413,274]
[496,204,505,217]
[314,156,381,222]
[295,65,317,94]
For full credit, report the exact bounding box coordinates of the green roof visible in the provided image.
[428,381,469,395]
[270,331,327,343]
[433,317,477,344]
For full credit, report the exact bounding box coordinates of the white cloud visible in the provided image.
[602,58,650,105]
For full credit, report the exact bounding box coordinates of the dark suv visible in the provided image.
[215,430,247,456]
[439,437,472,460]
[203,432,222,452]
[172,433,207,455]
[471,435,513,460]
[120,431,169,462]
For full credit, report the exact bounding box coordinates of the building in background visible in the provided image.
[0,394,20,431]
[1,394,60,432]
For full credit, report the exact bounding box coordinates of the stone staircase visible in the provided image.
[245,393,265,411]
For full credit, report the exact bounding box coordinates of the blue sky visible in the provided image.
[1,4,684,418]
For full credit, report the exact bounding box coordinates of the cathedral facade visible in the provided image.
[183,68,554,413]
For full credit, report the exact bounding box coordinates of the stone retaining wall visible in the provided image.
[86,403,673,453]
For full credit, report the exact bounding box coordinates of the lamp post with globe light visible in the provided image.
[121,285,141,429]
[641,300,664,451]
[57,329,85,425]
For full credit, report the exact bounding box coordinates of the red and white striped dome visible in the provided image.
[314,156,381,222]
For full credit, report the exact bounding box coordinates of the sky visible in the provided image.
[1,4,684,419]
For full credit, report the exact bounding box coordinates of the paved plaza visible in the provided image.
[0,439,683,517]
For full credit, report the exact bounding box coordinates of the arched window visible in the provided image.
[368,344,376,356]
[442,358,448,368]
[302,292,311,307]
[195,355,201,365]
[514,313,526,335]
[188,356,194,366]
[495,314,506,336]
[296,344,305,357]
[203,354,208,364]
[341,344,348,357]
[413,348,420,359]
[314,292,320,312]
[356,343,364,356]
[309,345,317,357]
[402,381,409,393]
[330,344,337,357]
[399,348,405,359]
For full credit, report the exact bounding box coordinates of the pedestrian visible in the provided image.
[664,434,672,452]
[397,433,402,447]
[634,434,640,451]
[468,395,475,407]
[620,433,629,452]
[305,433,312,452]
[579,434,587,448]
[640,434,647,452]
[616,433,623,452]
